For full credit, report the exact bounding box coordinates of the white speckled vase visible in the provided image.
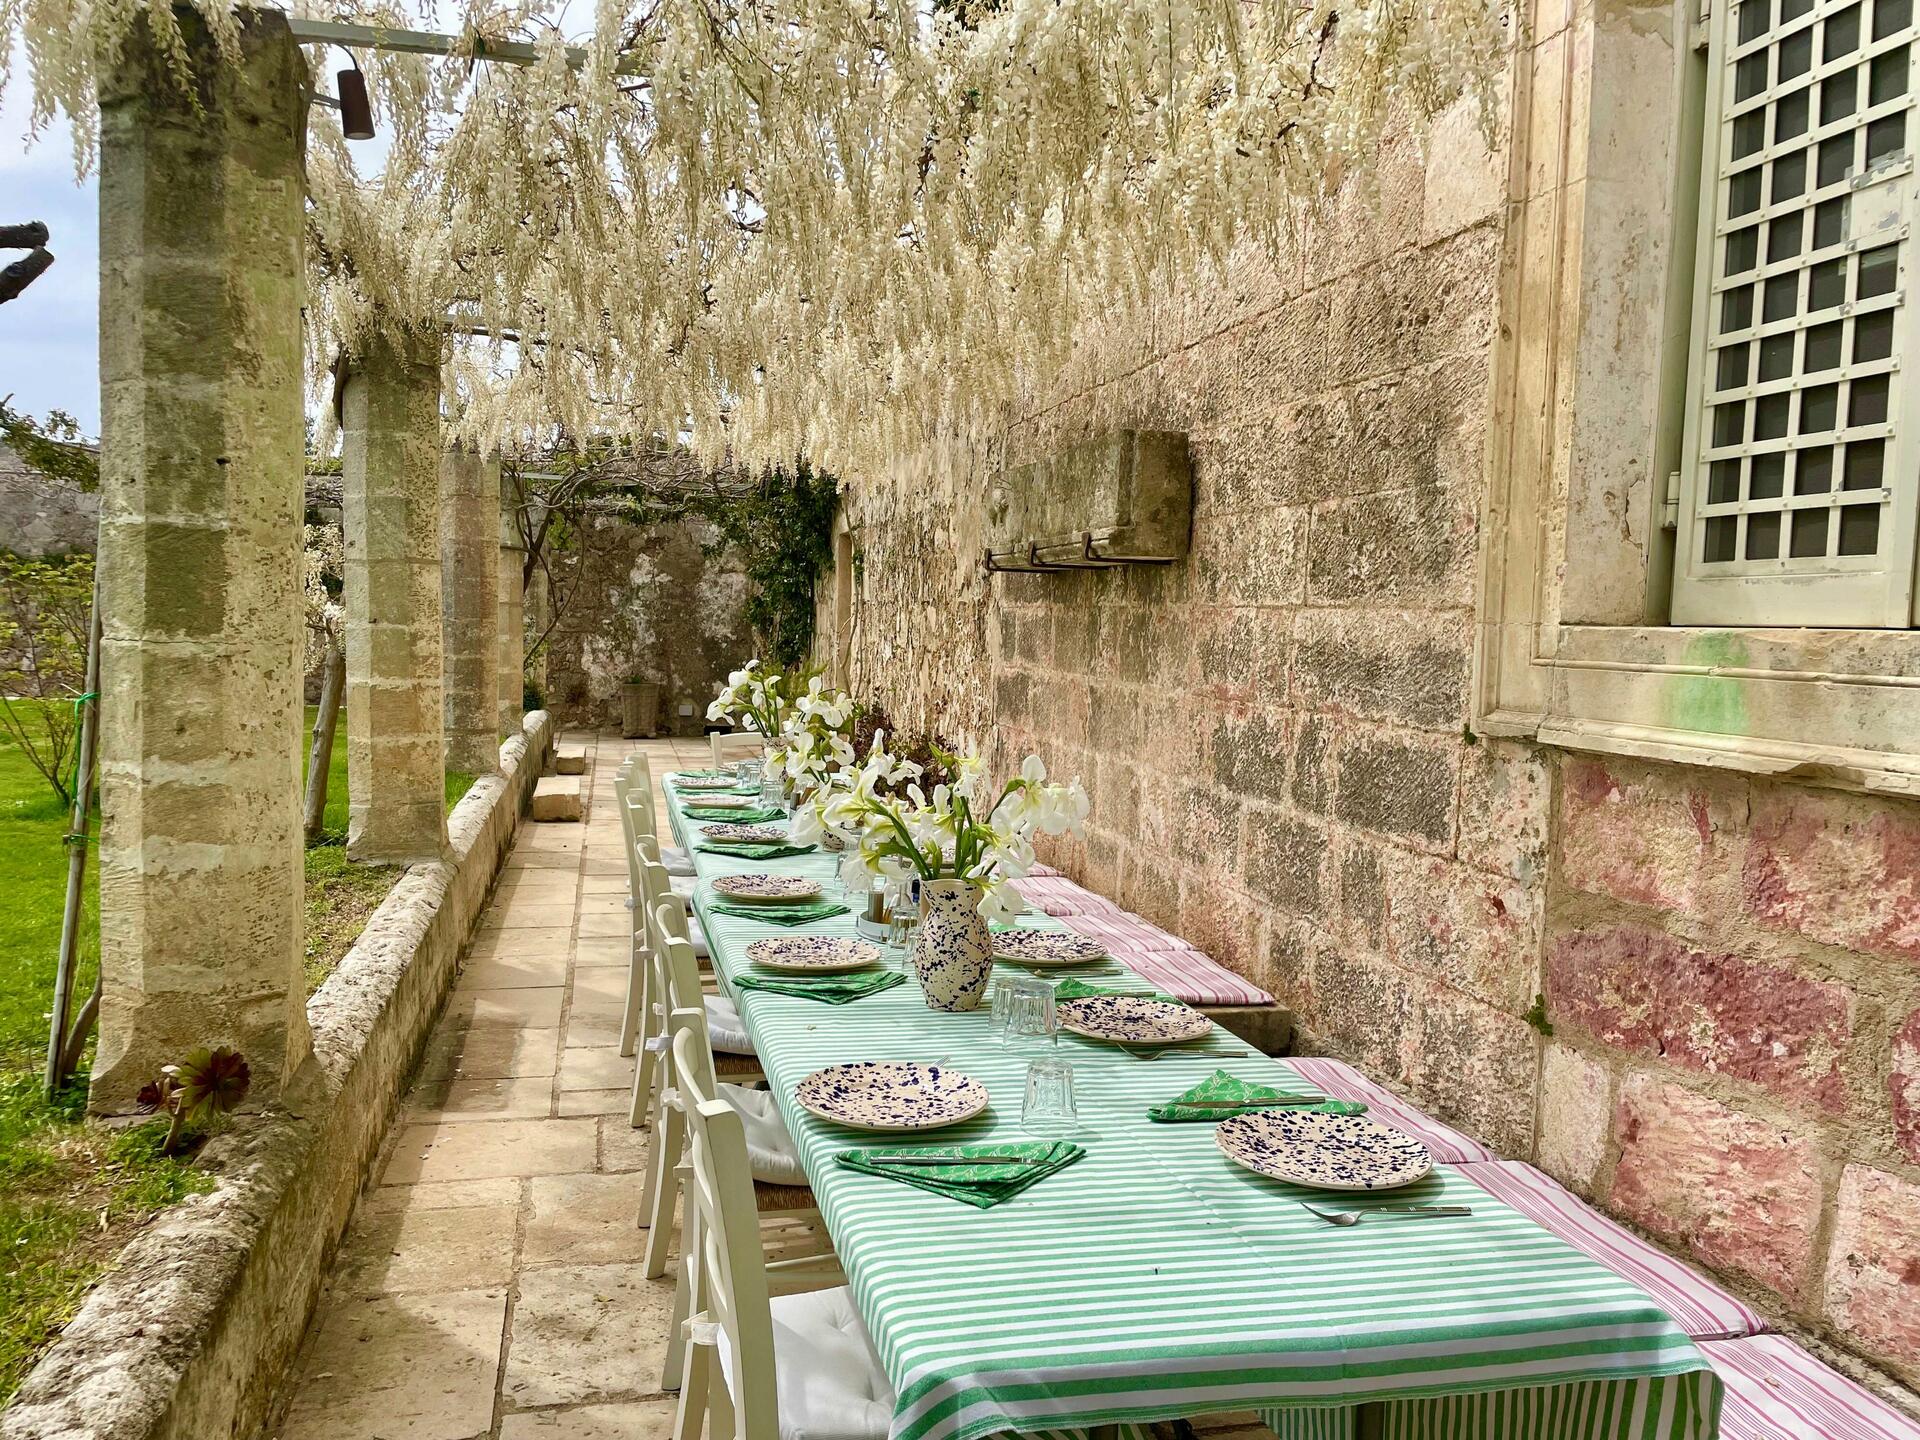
[911,879,993,1012]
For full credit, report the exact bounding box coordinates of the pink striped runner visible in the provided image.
[1703,1335,1920,1439]
[1284,1057,1499,1163]
[1007,876,1123,917]
[1460,1162,1765,1340]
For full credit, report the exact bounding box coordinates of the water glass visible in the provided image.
[989,976,1016,1040]
[734,758,764,792]
[1022,1058,1078,1136]
[1004,975,1057,1052]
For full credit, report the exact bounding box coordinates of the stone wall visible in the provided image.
[0,442,98,556]
[542,512,752,734]
[827,94,1920,1395]
[1,714,553,1440]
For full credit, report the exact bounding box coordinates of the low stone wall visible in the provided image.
[0,712,554,1440]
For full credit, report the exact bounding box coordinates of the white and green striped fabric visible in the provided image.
[667,789,1722,1440]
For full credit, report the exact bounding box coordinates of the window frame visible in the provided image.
[1471,0,1920,797]
[1670,0,1920,628]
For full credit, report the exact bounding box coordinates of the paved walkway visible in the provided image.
[276,734,705,1440]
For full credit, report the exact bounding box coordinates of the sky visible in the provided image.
[1,58,99,436]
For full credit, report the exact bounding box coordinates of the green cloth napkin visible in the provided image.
[834,1140,1085,1209]
[706,900,852,927]
[733,970,906,1004]
[684,805,786,823]
[1051,976,1176,1003]
[1147,1067,1368,1123]
[697,841,816,860]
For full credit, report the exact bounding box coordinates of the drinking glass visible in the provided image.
[1022,1058,1077,1136]
[735,758,764,793]
[989,975,1015,1041]
[1005,975,1057,1053]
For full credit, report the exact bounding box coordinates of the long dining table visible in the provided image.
[666,780,1724,1440]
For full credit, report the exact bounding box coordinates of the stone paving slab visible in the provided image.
[277,736,713,1440]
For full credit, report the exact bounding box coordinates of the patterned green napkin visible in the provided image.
[834,1140,1085,1208]
[684,805,786,823]
[697,841,816,860]
[733,971,906,1004]
[1051,977,1175,1002]
[706,900,852,927]
[1147,1067,1367,1123]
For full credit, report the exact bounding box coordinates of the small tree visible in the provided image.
[301,524,346,841]
[0,551,93,807]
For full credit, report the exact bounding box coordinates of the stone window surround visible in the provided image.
[1473,0,1920,799]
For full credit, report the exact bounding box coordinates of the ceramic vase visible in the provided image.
[911,878,993,1012]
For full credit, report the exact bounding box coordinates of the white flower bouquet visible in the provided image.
[705,659,813,739]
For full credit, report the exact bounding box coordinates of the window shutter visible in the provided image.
[1674,0,1920,626]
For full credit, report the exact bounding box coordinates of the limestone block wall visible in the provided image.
[0,714,553,1440]
[542,511,752,734]
[0,442,98,555]
[830,96,1920,1392]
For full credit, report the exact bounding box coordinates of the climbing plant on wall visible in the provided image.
[681,464,838,670]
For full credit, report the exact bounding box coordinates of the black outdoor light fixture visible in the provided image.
[336,55,375,141]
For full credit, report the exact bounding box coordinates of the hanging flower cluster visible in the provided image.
[2,0,1511,480]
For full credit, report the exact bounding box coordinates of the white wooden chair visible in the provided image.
[639,911,794,1263]
[710,729,767,772]
[628,782,698,877]
[668,1009,884,1440]
[624,849,723,1114]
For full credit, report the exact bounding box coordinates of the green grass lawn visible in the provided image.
[0,705,483,1397]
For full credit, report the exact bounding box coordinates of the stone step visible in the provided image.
[553,743,588,775]
[530,776,583,822]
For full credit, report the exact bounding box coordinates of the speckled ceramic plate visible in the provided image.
[701,822,790,843]
[686,793,759,810]
[1215,1109,1433,1192]
[710,873,822,904]
[795,1062,989,1132]
[991,930,1108,968]
[1057,995,1212,1046]
[673,775,740,791]
[747,936,883,973]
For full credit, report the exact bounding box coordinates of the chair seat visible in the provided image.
[719,1285,894,1440]
[687,915,711,959]
[753,1178,818,1213]
[715,1051,766,1080]
[1704,1335,1920,1439]
[1284,1057,1498,1163]
[720,1082,808,1186]
[706,993,756,1055]
[660,844,697,877]
[1459,1162,1764,1339]
[669,874,698,901]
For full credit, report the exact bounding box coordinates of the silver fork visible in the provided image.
[1299,1202,1473,1227]
[1129,1046,1255,1063]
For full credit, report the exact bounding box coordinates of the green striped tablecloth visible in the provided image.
[664,784,1721,1440]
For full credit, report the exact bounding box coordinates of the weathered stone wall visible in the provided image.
[829,97,1920,1391]
[0,443,98,555]
[543,512,752,734]
[1,714,553,1440]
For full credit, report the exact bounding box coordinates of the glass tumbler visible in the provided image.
[1005,975,1058,1053]
[1022,1058,1078,1137]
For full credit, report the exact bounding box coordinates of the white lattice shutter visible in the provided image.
[1674,0,1920,626]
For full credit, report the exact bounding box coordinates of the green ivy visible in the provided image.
[0,402,96,493]
[631,462,839,670]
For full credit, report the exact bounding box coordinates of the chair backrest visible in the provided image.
[710,730,764,772]
[626,784,662,845]
[653,901,704,1012]
[670,1010,779,1440]
[614,771,644,902]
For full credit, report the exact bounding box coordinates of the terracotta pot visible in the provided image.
[910,878,993,1012]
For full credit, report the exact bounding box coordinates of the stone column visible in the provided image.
[89,9,311,1111]
[341,332,447,864]
[440,443,500,773]
[499,475,527,732]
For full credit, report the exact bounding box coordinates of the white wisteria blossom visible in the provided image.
[1,0,1511,479]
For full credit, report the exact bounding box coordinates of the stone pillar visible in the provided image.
[440,443,500,773]
[89,9,311,1111]
[341,332,447,864]
[499,475,527,732]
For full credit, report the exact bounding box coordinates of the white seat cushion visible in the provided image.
[669,874,698,901]
[687,914,710,959]
[705,993,756,1055]
[660,844,697,877]
[718,1083,807,1186]
[718,1285,894,1440]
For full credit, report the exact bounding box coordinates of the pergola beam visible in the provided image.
[286,16,645,75]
